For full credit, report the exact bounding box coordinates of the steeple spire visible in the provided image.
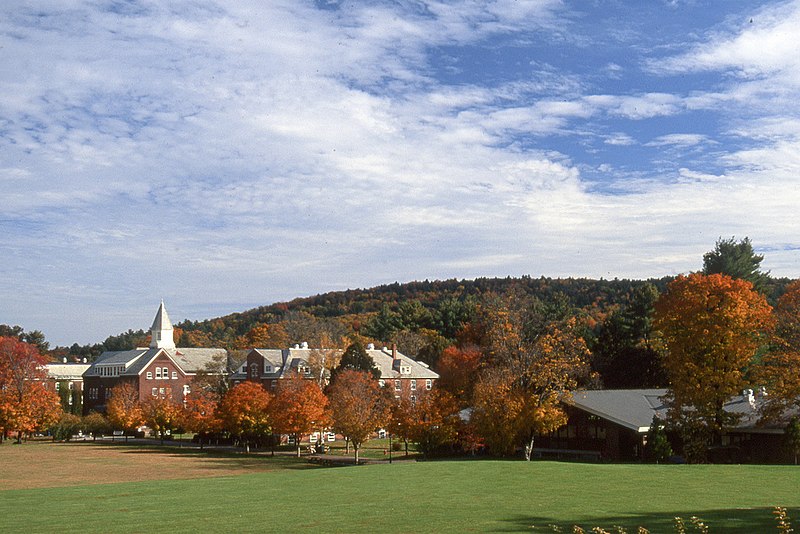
[150,300,175,350]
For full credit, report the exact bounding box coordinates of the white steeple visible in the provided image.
[149,300,175,350]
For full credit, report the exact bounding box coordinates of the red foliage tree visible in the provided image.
[270,372,329,457]
[0,336,60,443]
[436,345,482,407]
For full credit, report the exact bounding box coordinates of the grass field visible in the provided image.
[1,441,798,533]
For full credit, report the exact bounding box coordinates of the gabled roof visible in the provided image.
[567,389,790,434]
[86,347,226,377]
[45,363,92,380]
[567,389,669,433]
[368,347,439,380]
[231,346,439,381]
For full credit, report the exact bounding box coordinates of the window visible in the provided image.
[171,371,178,380]
[183,385,190,397]
[55,382,60,391]
[163,367,169,378]
[250,363,258,378]
[426,379,432,390]
[152,387,158,396]
[410,379,416,391]
[378,379,385,387]
[394,380,401,391]
[155,367,162,379]
[147,372,152,380]
[159,387,165,396]
[411,395,417,405]
[264,364,272,373]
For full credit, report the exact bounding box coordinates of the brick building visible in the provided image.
[82,302,227,414]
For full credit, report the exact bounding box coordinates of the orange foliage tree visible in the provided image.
[654,273,774,455]
[471,298,591,460]
[755,280,800,422]
[239,323,290,350]
[389,395,416,456]
[270,371,329,457]
[327,370,390,464]
[0,336,61,443]
[181,387,222,449]
[409,389,462,455]
[106,382,144,441]
[218,381,273,453]
[141,393,183,444]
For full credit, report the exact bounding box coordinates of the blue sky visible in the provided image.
[2,0,799,346]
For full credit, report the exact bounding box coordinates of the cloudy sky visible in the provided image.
[2,0,799,346]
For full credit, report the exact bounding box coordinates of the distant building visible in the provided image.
[231,342,438,402]
[534,388,793,463]
[44,360,91,413]
[82,302,227,414]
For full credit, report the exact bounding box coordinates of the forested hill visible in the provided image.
[59,272,791,365]
[185,275,674,337]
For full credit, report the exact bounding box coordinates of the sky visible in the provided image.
[2,0,800,346]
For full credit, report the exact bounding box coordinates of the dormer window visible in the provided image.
[250,363,259,378]
[264,364,272,373]
[400,365,412,375]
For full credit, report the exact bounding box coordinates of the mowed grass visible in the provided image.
[1,443,798,533]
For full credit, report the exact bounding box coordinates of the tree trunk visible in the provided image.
[345,437,350,453]
[296,435,301,458]
[523,434,535,461]
[245,442,250,454]
[354,444,359,465]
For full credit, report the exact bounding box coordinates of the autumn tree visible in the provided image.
[755,280,800,422]
[142,393,183,444]
[327,370,390,464]
[470,294,591,460]
[0,336,61,443]
[218,381,273,453]
[241,323,290,350]
[270,372,329,456]
[181,387,222,449]
[654,273,773,459]
[702,236,770,293]
[435,345,482,407]
[409,389,461,455]
[388,395,416,456]
[106,382,144,441]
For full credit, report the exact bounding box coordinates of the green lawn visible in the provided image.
[1,457,798,533]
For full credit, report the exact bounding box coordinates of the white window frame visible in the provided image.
[155,367,162,379]
[147,372,152,380]
[171,371,178,380]
[426,379,432,390]
[410,379,416,391]
[394,380,401,391]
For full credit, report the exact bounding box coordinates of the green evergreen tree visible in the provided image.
[702,236,770,292]
[644,416,673,463]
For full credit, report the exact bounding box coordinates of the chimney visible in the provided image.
[392,343,398,361]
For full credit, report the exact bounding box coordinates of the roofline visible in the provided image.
[564,399,649,433]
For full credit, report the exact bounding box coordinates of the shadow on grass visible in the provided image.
[502,507,795,533]
[83,441,315,471]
